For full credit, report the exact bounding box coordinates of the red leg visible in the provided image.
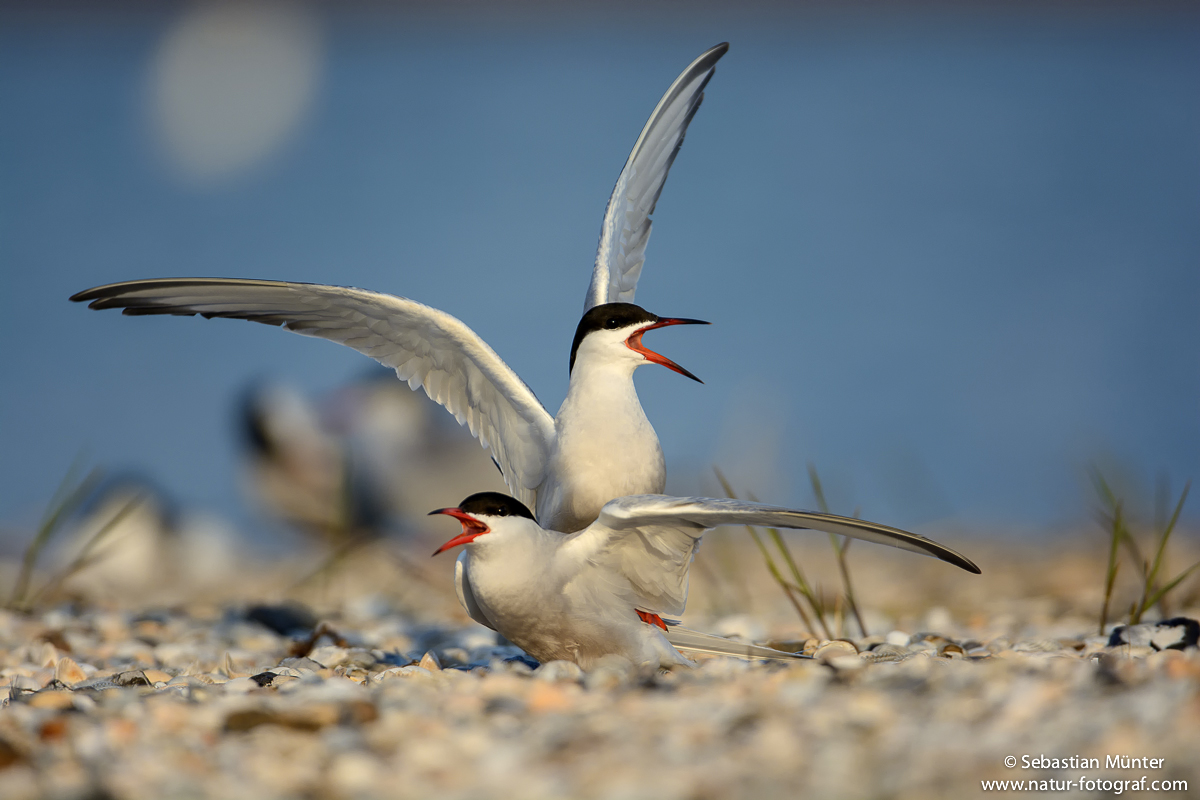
[636,610,668,631]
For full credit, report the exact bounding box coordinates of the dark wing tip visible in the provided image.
[704,42,730,63]
[70,286,110,303]
[690,43,728,84]
[848,516,982,575]
[72,278,290,306]
[867,517,980,575]
[931,545,981,575]
[73,281,166,306]
[688,43,728,76]
[82,297,126,310]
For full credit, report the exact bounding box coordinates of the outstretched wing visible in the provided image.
[71,278,557,509]
[568,494,981,617]
[584,43,728,312]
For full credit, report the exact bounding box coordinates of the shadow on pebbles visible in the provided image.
[0,600,1197,799]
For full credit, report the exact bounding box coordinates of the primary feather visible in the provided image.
[567,495,981,622]
[585,42,729,312]
[71,278,556,511]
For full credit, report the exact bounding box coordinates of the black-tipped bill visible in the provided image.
[625,318,709,383]
[428,508,490,555]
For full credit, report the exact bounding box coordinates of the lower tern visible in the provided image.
[70,44,730,532]
[431,492,982,670]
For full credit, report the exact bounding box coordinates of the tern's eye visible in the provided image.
[604,318,619,329]
[495,507,508,517]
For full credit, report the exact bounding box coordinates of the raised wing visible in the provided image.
[584,43,728,312]
[71,278,557,509]
[568,494,981,617]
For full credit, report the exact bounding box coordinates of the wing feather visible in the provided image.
[584,43,728,312]
[567,495,981,617]
[71,278,556,509]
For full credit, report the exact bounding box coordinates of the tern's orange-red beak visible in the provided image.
[625,317,709,383]
[428,508,490,556]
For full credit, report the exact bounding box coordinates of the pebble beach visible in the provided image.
[1,530,1197,800]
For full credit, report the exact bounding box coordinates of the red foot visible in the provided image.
[636,610,668,631]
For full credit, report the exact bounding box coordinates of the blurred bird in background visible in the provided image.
[237,366,507,549]
[6,471,240,609]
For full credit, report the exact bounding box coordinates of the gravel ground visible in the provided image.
[1,532,1198,800]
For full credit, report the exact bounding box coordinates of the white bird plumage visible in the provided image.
[586,42,728,312]
[71,283,703,532]
[70,44,728,532]
[432,492,982,670]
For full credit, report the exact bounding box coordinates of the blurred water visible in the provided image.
[2,3,1197,538]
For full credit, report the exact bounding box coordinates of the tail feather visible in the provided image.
[665,626,812,661]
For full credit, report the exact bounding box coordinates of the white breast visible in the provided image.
[461,524,680,669]
[538,364,666,532]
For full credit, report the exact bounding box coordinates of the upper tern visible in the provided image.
[430,492,982,670]
[72,44,730,532]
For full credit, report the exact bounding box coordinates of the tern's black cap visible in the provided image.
[443,492,536,521]
[569,303,658,373]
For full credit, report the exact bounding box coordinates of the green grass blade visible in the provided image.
[713,467,820,635]
[28,493,145,606]
[8,462,101,610]
[808,463,867,636]
[1139,481,1190,617]
[1142,559,1200,614]
[745,484,832,638]
[1090,468,1118,513]
[807,464,831,514]
[1098,500,1124,635]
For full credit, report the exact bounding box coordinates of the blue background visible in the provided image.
[3,3,1198,539]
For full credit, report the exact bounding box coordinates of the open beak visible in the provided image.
[625,317,709,384]
[428,508,489,556]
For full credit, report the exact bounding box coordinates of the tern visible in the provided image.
[70,43,729,532]
[430,492,982,670]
